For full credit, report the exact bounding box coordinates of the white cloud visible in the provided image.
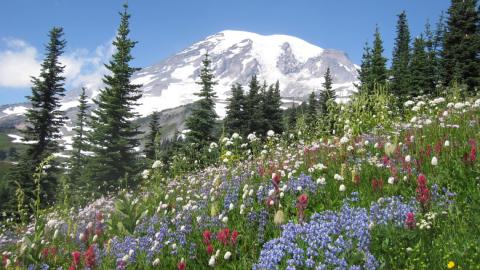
[0,38,41,87]
[0,37,114,93]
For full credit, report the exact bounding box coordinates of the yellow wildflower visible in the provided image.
[447,261,455,269]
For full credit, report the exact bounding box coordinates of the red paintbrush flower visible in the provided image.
[72,251,81,266]
[231,230,240,245]
[202,230,212,245]
[84,245,96,268]
[177,259,186,270]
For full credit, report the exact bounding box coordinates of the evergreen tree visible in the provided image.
[434,12,447,85]
[423,20,439,96]
[10,27,67,205]
[85,4,143,191]
[267,81,284,134]
[245,75,264,135]
[144,111,161,160]
[225,83,246,135]
[442,0,480,94]
[410,36,430,97]
[357,42,373,93]
[319,68,337,134]
[305,91,317,127]
[370,26,388,86]
[185,53,218,146]
[287,101,298,130]
[319,67,336,116]
[70,87,90,182]
[391,11,411,100]
[257,81,270,136]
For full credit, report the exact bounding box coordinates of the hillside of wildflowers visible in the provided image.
[1,91,480,269]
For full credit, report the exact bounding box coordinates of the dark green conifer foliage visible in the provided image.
[225,83,246,135]
[357,42,373,93]
[319,67,336,116]
[86,4,143,191]
[245,75,264,135]
[144,111,161,160]
[70,87,89,182]
[391,11,411,100]
[370,26,389,86]
[410,36,431,97]
[305,91,318,127]
[442,0,480,94]
[10,27,67,205]
[185,53,218,146]
[423,21,440,96]
[287,103,297,130]
[319,68,337,134]
[266,81,284,134]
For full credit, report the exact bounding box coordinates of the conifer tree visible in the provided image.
[319,67,336,116]
[357,42,373,93]
[423,21,439,96]
[144,111,161,160]
[185,53,218,146]
[85,4,143,191]
[442,0,480,94]
[225,83,246,135]
[10,27,67,204]
[70,87,89,181]
[410,36,430,97]
[319,68,337,134]
[257,81,270,136]
[245,75,264,135]
[370,26,388,86]
[266,81,284,134]
[305,91,317,127]
[391,11,411,100]
[287,102,298,130]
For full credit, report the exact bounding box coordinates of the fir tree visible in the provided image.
[410,36,430,97]
[267,81,284,134]
[319,68,337,134]
[423,20,439,96]
[144,111,161,160]
[357,42,373,93]
[70,87,90,182]
[287,101,298,130]
[10,27,67,205]
[225,83,246,136]
[442,0,480,94]
[245,75,264,136]
[257,81,270,136]
[370,26,388,86]
[305,91,318,127]
[85,4,143,191]
[185,53,218,146]
[319,67,336,116]
[391,11,411,100]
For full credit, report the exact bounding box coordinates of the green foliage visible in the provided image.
[70,87,89,183]
[9,27,67,206]
[391,11,411,103]
[225,83,247,136]
[442,0,480,94]
[185,53,219,147]
[144,111,161,160]
[86,4,143,192]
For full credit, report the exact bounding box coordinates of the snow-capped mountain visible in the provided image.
[0,30,359,143]
[63,30,358,118]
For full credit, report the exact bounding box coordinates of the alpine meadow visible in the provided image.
[1,1,480,269]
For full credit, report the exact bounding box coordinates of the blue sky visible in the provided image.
[0,0,450,105]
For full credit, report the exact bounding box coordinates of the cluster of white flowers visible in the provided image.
[417,212,437,230]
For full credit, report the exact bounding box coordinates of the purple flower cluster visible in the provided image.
[369,196,417,226]
[253,201,377,270]
[286,174,317,194]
